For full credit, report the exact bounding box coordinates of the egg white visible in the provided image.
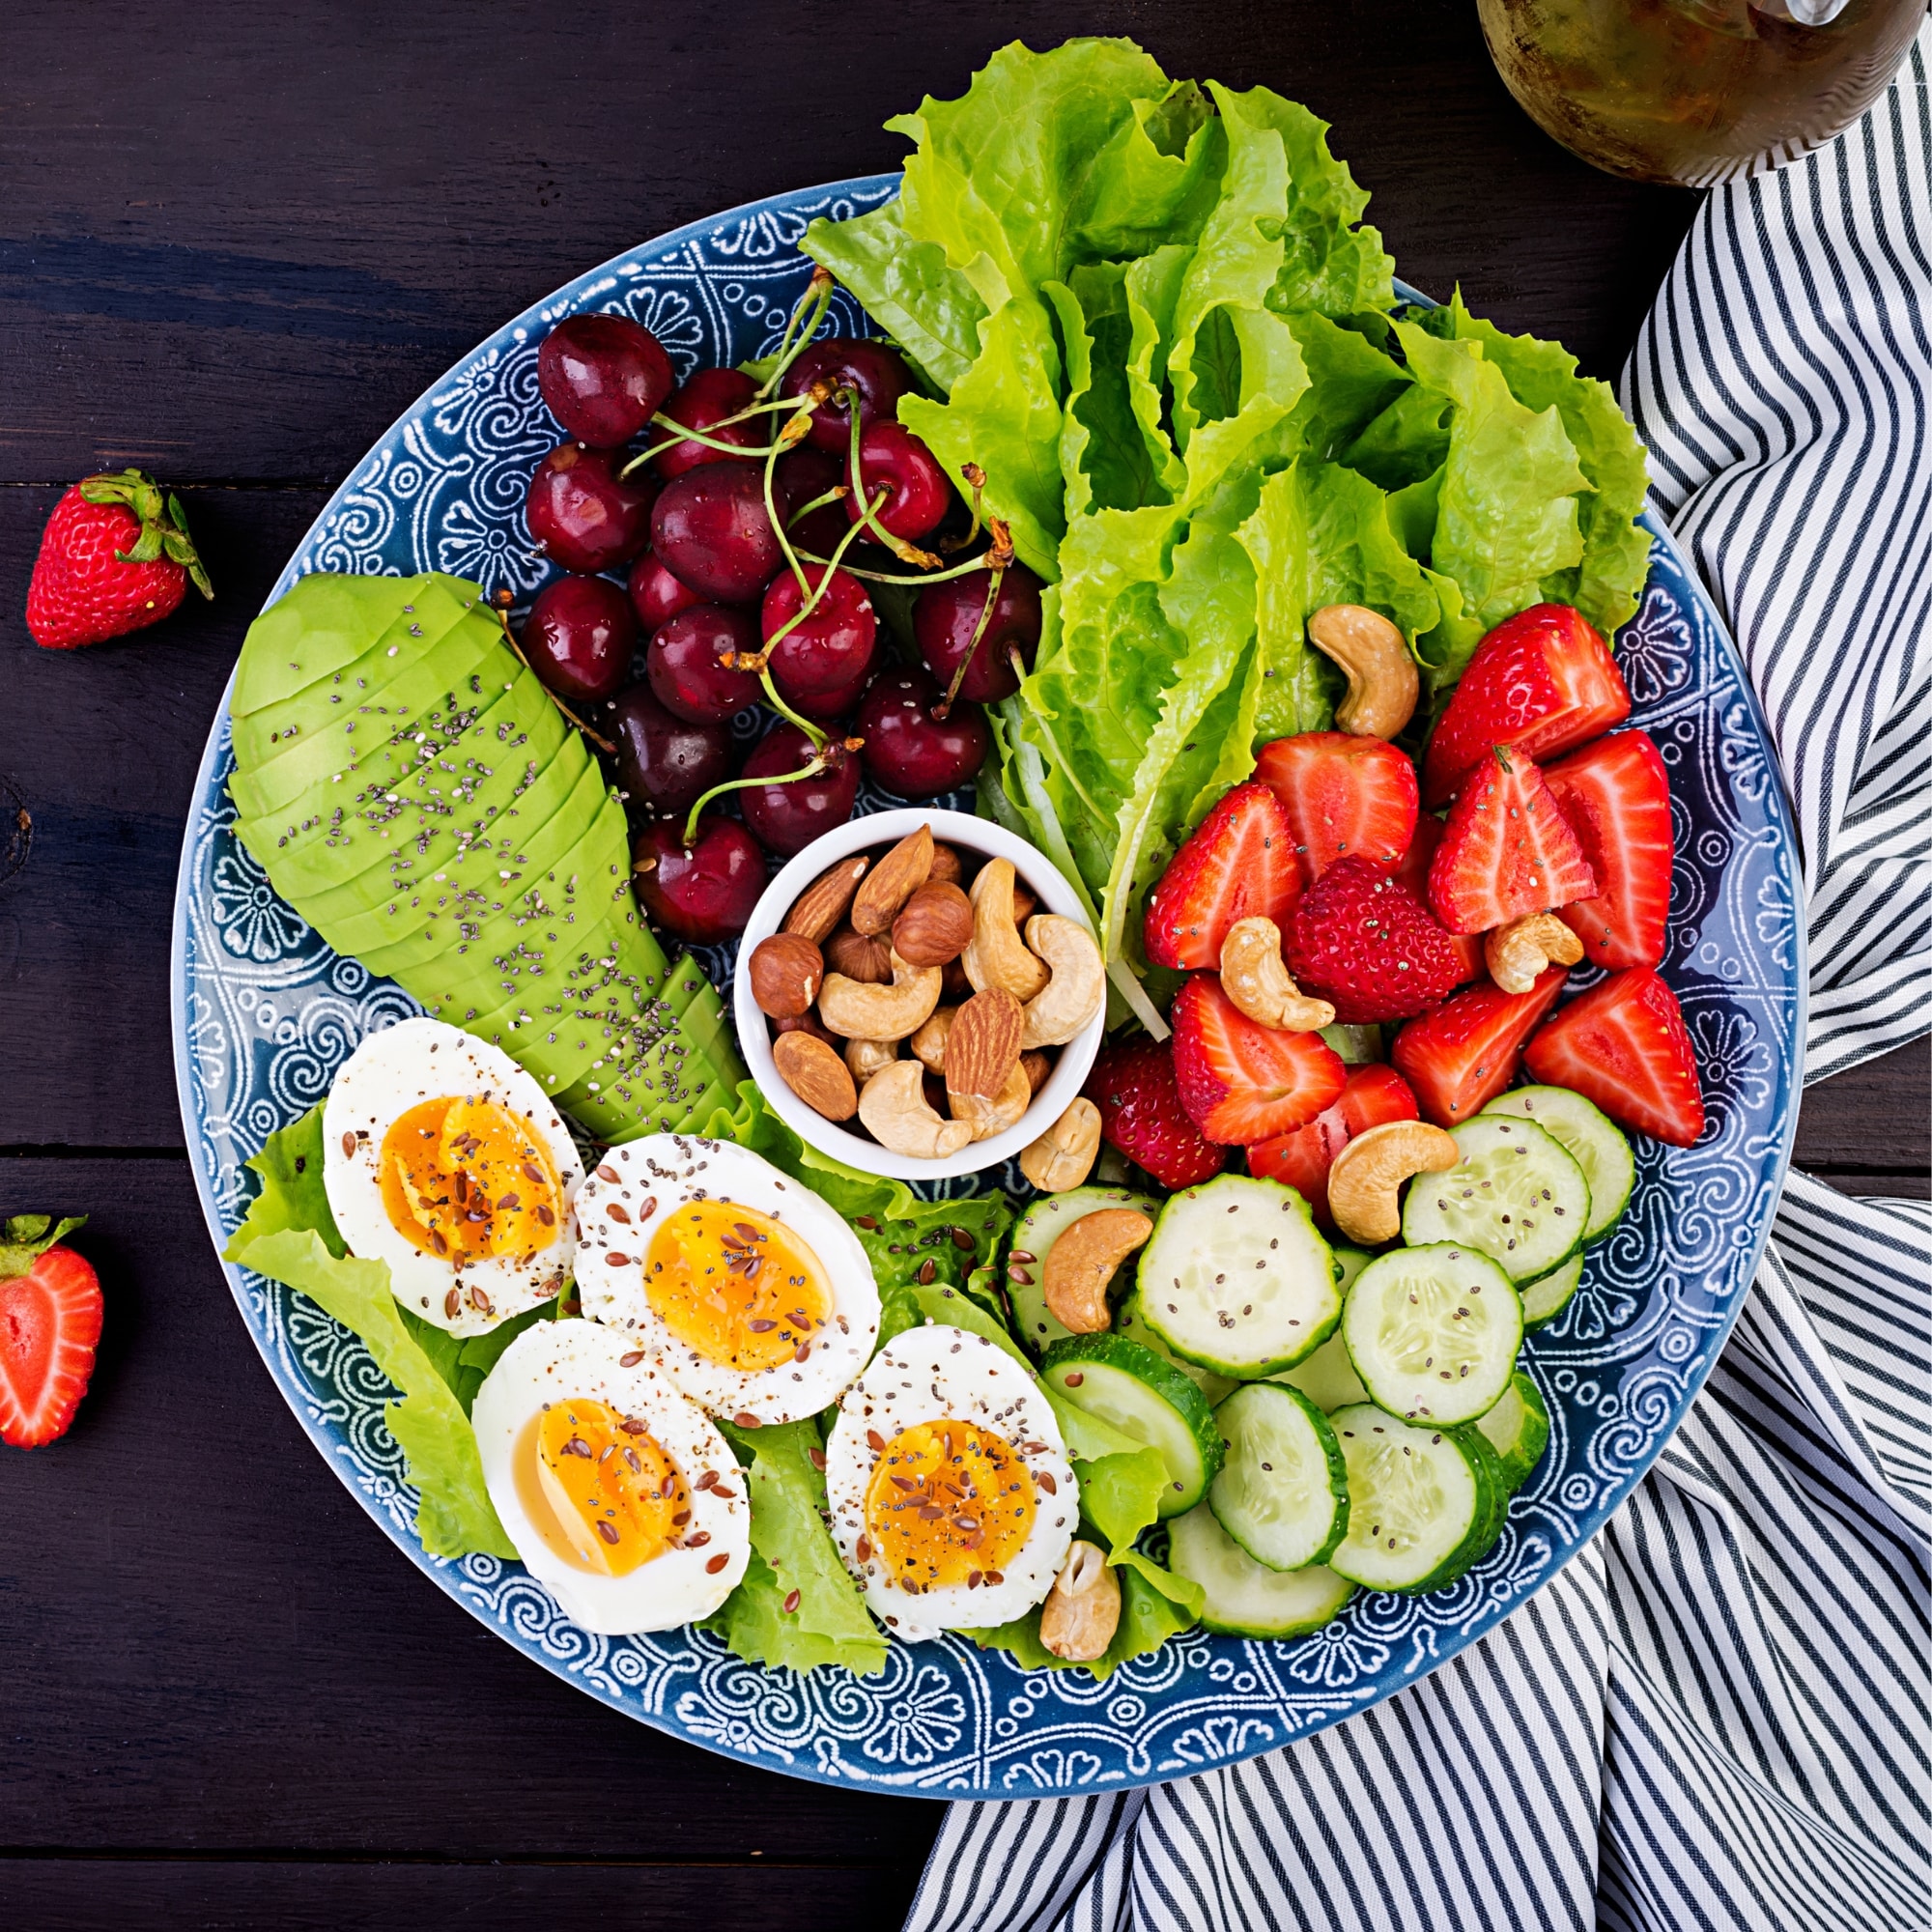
[323,1015,582,1336]
[823,1324,1076,1640]
[573,1134,880,1424]
[471,1317,750,1634]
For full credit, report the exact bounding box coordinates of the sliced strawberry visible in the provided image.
[1544,730,1673,970]
[0,1219,102,1449]
[1393,813,1485,986]
[1390,966,1570,1126]
[1143,781,1300,972]
[1285,856,1468,1024]
[1248,1063,1419,1230]
[1084,1038,1228,1189]
[1254,731,1418,888]
[1428,745,1598,936]
[1171,975,1348,1145]
[1524,967,1705,1147]
[1422,604,1630,807]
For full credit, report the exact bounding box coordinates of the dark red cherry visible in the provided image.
[781,337,913,454]
[653,366,759,481]
[651,465,786,605]
[537,314,674,448]
[845,421,951,543]
[629,549,704,631]
[913,561,1044,705]
[607,684,732,818]
[633,814,766,942]
[522,574,637,704]
[738,723,861,855]
[857,667,990,799]
[526,442,657,574]
[760,565,878,720]
[646,605,763,724]
[775,446,848,557]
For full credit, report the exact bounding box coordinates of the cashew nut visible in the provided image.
[1019,915,1106,1048]
[1037,1540,1122,1662]
[1326,1121,1461,1245]
[843,1036,898,1085]
[1019,1097,1102,1193]
[1042,1208,1152,1335]
[962,858,1050,1002]
[950,1060,1031,1142]
[858,1059,973,1160]
[1307,604,1419,740]
[909,1006,955,1073]
[817,949,943,1042]
[1484,911,1585,995]
[1218,917,1337,1031]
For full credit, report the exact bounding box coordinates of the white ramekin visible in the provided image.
[732,807,1105,1181]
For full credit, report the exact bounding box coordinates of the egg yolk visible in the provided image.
[643,1201,833,1371]
[532,1398,688,1577]
[863,1421,1036,1592]
[380,1094,562,1265]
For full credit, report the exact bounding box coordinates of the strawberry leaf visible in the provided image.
[0,1214,88,1282]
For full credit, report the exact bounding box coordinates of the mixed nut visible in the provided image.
[748,825,1107,1172]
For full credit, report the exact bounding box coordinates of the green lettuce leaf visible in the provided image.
[1067,81,1226,260]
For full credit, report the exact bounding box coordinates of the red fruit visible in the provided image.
[781,338,913,454]
[1544,730,1673,970]
[633,815,767,943]
[1248,1063,1419,1230]
[526,442,656,574]
[1394,815,1485,986]
[1423,603,1630,807]
[653,366,760,480]
[26,470,213,649]
[846,421,951,543]
[1428,746,1598,936]
[1285,857,1467,1024]
[1171,976,1348,1145]
[1391,967,1570,1126]
[1143,781,1300,972]
[0,1217,101,1448]
[537,314,674,447]
[1255,731,1419,888]
[759,564,879,719]
[1523,967,1705,1147]
[1083,1040,1228,1190]
[629,550,704,631]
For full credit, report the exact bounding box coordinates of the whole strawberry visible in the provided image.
[26,469,213,649]
[1286,855,1466,1023]
[1083,1039,1228,1190]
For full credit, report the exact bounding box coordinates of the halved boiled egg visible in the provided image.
[573,1135,879,1425]
[472,1317,749,1634]
[824,1324,1076,1640]
[324,1015,582,1335]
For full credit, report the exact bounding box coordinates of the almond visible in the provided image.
[772,1030,858,1122]
[748,932,822,1018]
[892,880,973,966]
[944,986,1024,1108]
[850,825,933,935]
[783,854,869,944]
[826,925,893,983]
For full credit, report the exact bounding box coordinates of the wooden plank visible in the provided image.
[0,1860,923,1931]
[0,0,1696,486]
[1793,1038,1929,1176]
[0,1158,944,1861]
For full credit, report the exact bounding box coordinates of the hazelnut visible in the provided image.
[826,925,893,984]
[1020,1049,1053,1094]
[774,1009,838,1049]
[892,881,974,967]
[748,932,823,1019]
[927,842,965,887]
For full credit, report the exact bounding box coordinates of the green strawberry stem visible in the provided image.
[0,1213,87,1282]
[78,469,213,599]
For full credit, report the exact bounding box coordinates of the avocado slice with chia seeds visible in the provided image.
[230,572,458,717]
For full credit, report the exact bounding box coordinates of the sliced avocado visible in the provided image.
[560,1060,737,1142]
[230,572,460,718]
[230,606,506,822]
[236,664,568,898]
[231,575,476,767]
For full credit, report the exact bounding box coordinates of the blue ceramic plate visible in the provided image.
[171,175,1804,1796]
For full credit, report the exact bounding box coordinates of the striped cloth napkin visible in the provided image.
[904,26,1932,1932]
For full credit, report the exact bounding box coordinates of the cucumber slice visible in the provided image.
[1341,1243,1522,1425]
[1008,1186,1162,1356]
[1474,1370,1550,1492]
[1520,1252,1584,1327]
[1039,1334,1223,1518]
[1483,1085,1633,1241]
[1139,1175,1340,1377]
[1116,1291,1236,1405]
[1327,1404,1498,1594]
[1399,1116,1589,1284]
[1167,1505,1355,1638]
[1208,1383,1350,1570]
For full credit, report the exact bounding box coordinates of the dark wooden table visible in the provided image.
[3,5,1925,1927]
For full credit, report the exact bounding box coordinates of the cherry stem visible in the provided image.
[934,562,1004,721]
[490,591,616,753]
[935,462,986,554]
[841,383,940,568]
[754,267,836,402]
[679,744,847,851]
[790,541,1000,587]
[786,483,848,526]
